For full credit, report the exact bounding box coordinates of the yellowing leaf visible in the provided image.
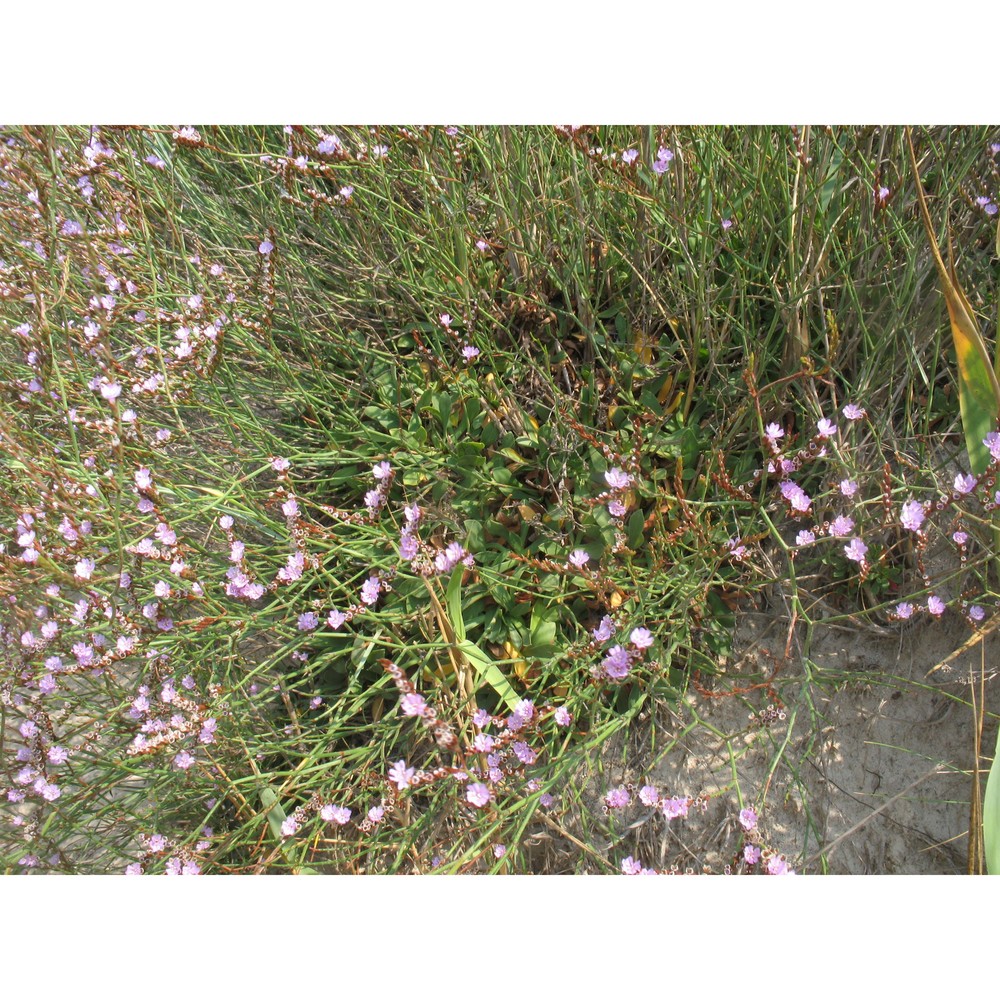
[907,129,1000,474]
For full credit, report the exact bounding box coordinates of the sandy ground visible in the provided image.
[584,603,1000,875]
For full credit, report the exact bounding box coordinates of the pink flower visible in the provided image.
[605,786,631,809]
[927,595,946,616]
[900,500,925,532]
[843,537,868,563]
[604,467,632,489]
[629,627,654,649]
[795,529,815,545]
[895,602,914,620]
[554,706,572,727]
[816,418,837,439]
[360,576,382,606]
[739,806,757,831]
[372,461,392,480]
[258,240,274,254]
[839,479,859,498]
[842,403,866,421]
[321,804,352,825]
[388,760,416,790]
[466,783,493,808]
[608,499,627,517]
[568,549,590,569]
[400,693,428,717]
[765,422,784,442]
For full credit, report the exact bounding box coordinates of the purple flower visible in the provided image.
[721,218,734,231]
[661,796,689,820]
[554,706,572,727]
[795,529,816,546]
[280,816,299,838]
[75,558,95,580]
[297,612,319,631]
[321,804,352,825]
[592,615,615,643]
[875,185,891,205]
[828,515,855,538]
[843,537,868,563]
[602,644,632,680]
[652,147,674,175]
[900,500,925,532]
[969,605,985,622]
[281,498,299,518]
[744,844,761,865]
[372,461,392,481]
[842,402,866,421]
[608,499,627,517]
[954,473,977,496]
[766,855,792,875]
[953,531,968,546]
[621,149,638,165]
[173,751,194,770]
[100,381,122,401]
[839,479,859,498]
[605,786,630,809]
[568,549,590,569]
[388,760,416,790]
[739,806,757,831]
[461,345,480,361]
[317,134,342,154]
[466,783,493,808]
[399,531,419,561]
[816,418,837,439]
[621,856,643,874]
[984,432,1000,463]
[895,602,914,620]
[604,467,632,490]
[327,610,346,629]
[727,538,747,560]
[360,576,381,606]
[765,422,784,442]
[258,240,274,255]
[927,595,946,617]
[639,785,660,806]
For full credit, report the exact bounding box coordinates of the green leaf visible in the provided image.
[907,129,1000,475]
[260,785,287,842]
[457,638,521,711]
[985,727,1000,874]
[445,566,466,642]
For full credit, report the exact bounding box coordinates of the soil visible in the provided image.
[587,604,1000,875]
